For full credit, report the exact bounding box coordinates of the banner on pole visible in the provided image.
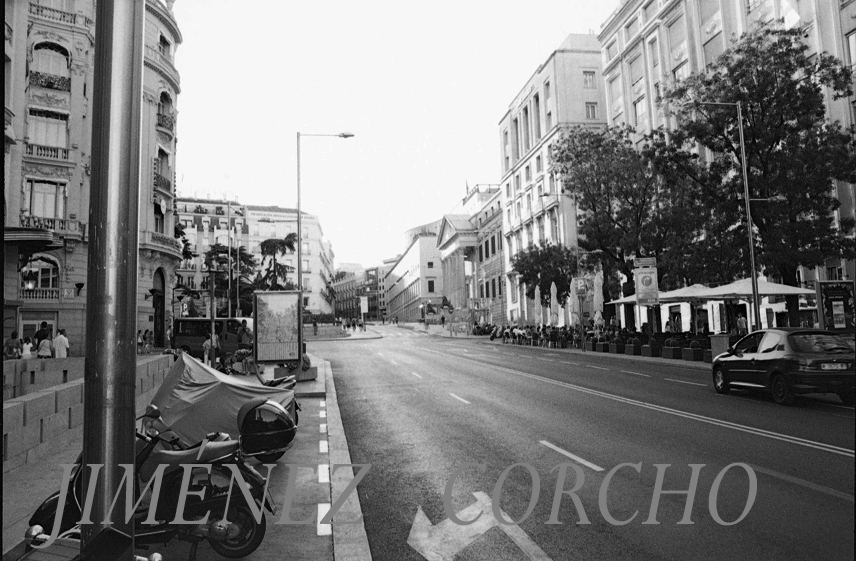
[254,291,301,363]
[360,296,368,315]
[634,268,659,306]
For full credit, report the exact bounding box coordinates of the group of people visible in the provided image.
[137,329,155,354]
[493,324,575,348]
[340,318,366,332]
[3,322,69,360]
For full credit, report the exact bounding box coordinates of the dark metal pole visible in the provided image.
[737,101,762,331]
[82,0,145,554]
[296,132,304,369]
[210,270,216,366]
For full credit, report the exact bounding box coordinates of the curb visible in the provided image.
[309,335,384,342]
[323,358,373,561]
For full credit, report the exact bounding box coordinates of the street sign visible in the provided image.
[360,296,368,315]
[633,257,657,268]
[635,267,659,306]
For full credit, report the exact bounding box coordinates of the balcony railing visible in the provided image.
[154,171,172,192]
[26,143,70,161]
[20,215,85,238]
[156,112,175,131]
[150,231,182,251]
[28,71,71,92]
[29,3,93,27]
[20,287,60,300]
[145,45,180,82]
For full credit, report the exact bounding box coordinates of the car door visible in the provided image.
[753,331,784,386]
[727,332,765,384]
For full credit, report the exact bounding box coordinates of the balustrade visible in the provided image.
[29,3,93,27]
[156,112,175,131]
[28,71,71,92]
[20,287,60,300]
[26,143,70,160]
[19,215,85,237]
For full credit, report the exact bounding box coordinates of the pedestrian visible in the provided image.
[33,322,52,354]
[313,319,318,336]
[736,313,747,336]
[142,330,151,354]
[202,331,213,367]
[166,325,174,349]
[21,337,34,359]
[4,330,22,360]
[237,319,253,350]
[358,318,364,331]
[52,329,70,358]
[352,320,356,332]
[137,330,144,354]
[36,333,53,358]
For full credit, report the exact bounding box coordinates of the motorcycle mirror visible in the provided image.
[136,404,162,421]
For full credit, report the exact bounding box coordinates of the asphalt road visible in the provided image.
[318,325,855,561]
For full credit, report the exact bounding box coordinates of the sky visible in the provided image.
[171,0,619,267]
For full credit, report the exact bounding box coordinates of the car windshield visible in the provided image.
[788,333,853,354]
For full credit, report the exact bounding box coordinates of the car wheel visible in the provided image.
[838,392,855,407]
[713,367,730,394]
[770,373,794,406]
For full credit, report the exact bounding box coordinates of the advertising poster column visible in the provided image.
[254,291,302,364]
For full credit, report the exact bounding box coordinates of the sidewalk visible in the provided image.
[309,327,383,342]
[399,323,710,372]
[2,355,372,561]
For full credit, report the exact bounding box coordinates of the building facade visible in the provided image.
[499,33,606,324]
[174,199,336,317]
[385,235,443,322]
[332,273,359,321]
[4,0,183,350]
[598,0,856,302]
[472,190,507,324]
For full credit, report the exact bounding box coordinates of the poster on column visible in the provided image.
[635,268,659,306]
[253,291,301,363]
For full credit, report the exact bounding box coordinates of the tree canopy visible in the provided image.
[510,242,578,307]
[259,232,298,290]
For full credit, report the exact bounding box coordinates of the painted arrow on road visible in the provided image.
[407,492,553,561]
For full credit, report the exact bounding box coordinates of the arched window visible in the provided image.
[32,43,70,78]
[157,91,173,115]
[21,257,60,290]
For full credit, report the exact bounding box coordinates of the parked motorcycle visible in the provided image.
[28,406,276,561]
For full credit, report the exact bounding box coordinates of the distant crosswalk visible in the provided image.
[380,329,429,338]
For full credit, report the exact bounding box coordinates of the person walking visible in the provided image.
[237,319,253,350]
[166,325,174,350]
[736,313,748,336]
[137,330,144,354]
[4,331,22,360]
[36,333,53,358]
[313,319,318,336]
[33,322,52,354]
[52,329,70,358]
[21,337,34,359]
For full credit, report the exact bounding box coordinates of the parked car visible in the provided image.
[173,318,253,360]
[712,328,855,406]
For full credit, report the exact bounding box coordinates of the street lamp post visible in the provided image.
[296,131,354,369]
[696,100,761,331]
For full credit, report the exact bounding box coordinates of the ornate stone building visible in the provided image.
[3,0,183,350]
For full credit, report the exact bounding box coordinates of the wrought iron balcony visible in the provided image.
[140,230,183,259]
[154,172,172,192]
[26,143,70,161]
[28,71,71,92]
[20,215,85,238]
[156,112,175,131]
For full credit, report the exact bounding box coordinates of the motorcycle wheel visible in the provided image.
[208,501,267,558]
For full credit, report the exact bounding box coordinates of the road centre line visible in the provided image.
[320,440,328,454]
[665,378,707,387]
[533,357,555,362]
[320,400,326,408]
[319,463,330,483]
[589,365,609,371]
[320,423,327,433]
[419,348,854,458]
[621,370,652,378]
[540,440,604,472]
[562,361,581,366]
[412,372,423,378]
[747,463,854,503]
[317,503,332,536]
[390,360,399,365]
[320,410,327,418]
[449,393,471,405]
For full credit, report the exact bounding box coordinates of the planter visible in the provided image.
[585,341,596,352]
[663,347,683,359]
[609,343,625,354]
[596,342,609,353]
[641,345,661,357]
[625,344,641,356]
[703,349,713,363]
[682,348,703,361]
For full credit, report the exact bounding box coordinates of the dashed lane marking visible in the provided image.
[449,393,471,405]
[665,378,707,387]
[320,440,328,453]
[317,503,332,536]
[621,370,651,378]
[412,372,423,378]
[319,463,330,483]
[319,423,327,433]
[589,365,609,371]
[320,410,327,418]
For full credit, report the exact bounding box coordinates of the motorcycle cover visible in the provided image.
[150,352,296,446]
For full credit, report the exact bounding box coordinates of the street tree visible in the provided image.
[661,23,856,326]
[510,242,578,307]
[174,221,195,261]
[202,243,258,315]
[259,232,297,290]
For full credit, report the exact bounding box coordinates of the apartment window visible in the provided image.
[505,183,511,197]
[479,245,484,262]
[549,174,556,194]
[544,80,551,100]
[625,17,640,40]
[533,94,541,140]
[428,280,435,293]
[526,194,532,214]
[303,276,310,288]
[673,62,689,82]
[826,266,841,281]
[511,118,520,161]
[490,236,496,256]
[848,32,856,71]
[536,155,542,173]
[427,261,434,268]
[669,14,687,73]
[643,1,657,21]
[525,165,531,183]
[581,71,596,90]
[703,33,724,66]
[606,41,618,61]
[302,241,309,254]
[633,98,647,127]
[302,259,309,270]
[507,209,512,223]
[629,55,644,90]
[516,201,522,218]
[550,209,559,241]
[522,106,531,152]
[585,102,598,120]
[499,278,503,295]
[649,39,660,70]
[158,35,171,57]
[303,296,309,307]
[699,0,719,23]
[514,174,521,193]
[479,283,484,298]
[20,258,59,289]
[546,111,552,130]
[609,78,623,118]
[23,179,65,218]
[511,277,518,303]
[484,240,490,258]
[154,203,165,234]
[27,109,68,148]
[32,43,70,78]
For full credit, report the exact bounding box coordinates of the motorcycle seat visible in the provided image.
[140,440,239,481]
